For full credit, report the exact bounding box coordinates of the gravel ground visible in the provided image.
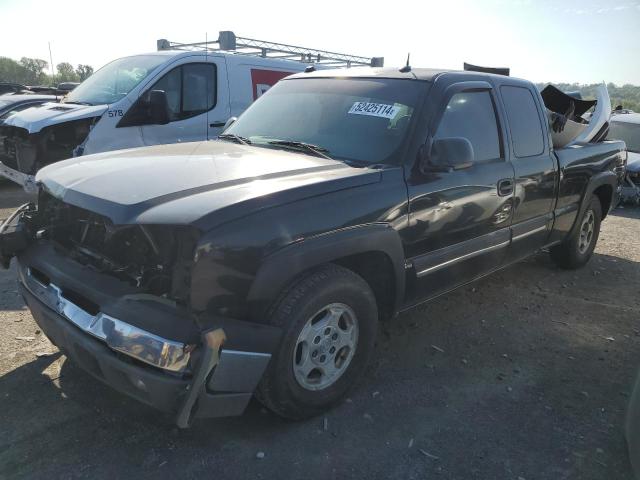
[1,183,639,479]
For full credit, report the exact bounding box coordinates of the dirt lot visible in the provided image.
[1,183,639,480]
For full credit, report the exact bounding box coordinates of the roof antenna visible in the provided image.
[206,32,210,139]
[399,53,411,73]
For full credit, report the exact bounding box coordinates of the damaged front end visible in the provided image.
[36,192,198,303]
[2,193,280,427]
[0,117,98,190]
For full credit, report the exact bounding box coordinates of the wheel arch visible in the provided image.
[247,224,406,321]
[592,183,613,219]
[569,171,617,238]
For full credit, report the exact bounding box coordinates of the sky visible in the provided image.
[0,0,638,85]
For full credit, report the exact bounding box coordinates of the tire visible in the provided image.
[256,264,378,420]
[550,195,602,269]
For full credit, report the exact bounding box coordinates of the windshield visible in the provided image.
[608,121,640,153]
[226,78,425,165]
[63,55,167,106]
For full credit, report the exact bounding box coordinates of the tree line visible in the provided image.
[0,56,94,86]
[2,56,639,112]
[536,82,640,113]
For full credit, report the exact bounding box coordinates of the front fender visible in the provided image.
[247,223,406,315]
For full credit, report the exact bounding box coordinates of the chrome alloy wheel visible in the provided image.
[292,303,359,391]
[578,209,595,254]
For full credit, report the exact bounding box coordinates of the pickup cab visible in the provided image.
[0,67,626,427]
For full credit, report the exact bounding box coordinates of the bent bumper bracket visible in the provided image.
[176,328,226,428]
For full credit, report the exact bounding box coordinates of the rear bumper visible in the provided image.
[15,247,280,426]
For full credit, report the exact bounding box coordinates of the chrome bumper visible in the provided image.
[19,265,192,373]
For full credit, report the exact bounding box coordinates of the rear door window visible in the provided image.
[501,86,545,157]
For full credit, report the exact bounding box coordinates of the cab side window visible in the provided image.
[500,86,545,157]
[434,91,502,163]
[149,63,216,122]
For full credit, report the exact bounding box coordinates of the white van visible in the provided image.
[0,31,382,190]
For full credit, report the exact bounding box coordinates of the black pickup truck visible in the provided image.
[0,67,627,427]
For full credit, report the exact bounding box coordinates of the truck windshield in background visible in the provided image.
[608,121,640,153]
[226,78,425,165]
[62,55,167,106]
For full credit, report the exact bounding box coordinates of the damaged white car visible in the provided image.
[608,113,640,205]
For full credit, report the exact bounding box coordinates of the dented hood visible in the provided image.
[36,141,381,230]
[3,101,107,133]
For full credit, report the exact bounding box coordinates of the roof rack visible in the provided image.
[157,31,384,68]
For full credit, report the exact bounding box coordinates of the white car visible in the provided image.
[0,31,382,190]
[608,112,640,204]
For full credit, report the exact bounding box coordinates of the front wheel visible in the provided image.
[256,264,378,420]
[550,195,602,269]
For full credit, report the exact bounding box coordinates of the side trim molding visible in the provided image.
[416,240,510,277]
[412,228,510,278]
[512,225,547,242]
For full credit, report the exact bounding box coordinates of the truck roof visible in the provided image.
[287,67,532,85]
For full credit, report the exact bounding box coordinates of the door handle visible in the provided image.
[209,121,226,128]
[497,178,514,196]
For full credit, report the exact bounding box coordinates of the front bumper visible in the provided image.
[14,244,280,426]
[21,282,193,412]
[20,265,192,372]
[0,160,36,191]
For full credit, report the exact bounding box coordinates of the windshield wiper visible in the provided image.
[267,140,332,159]
[218,133,252,145]
[62,101,93,106]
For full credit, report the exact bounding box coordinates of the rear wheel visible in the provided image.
[256,264,378,420]
[550,195,602,269]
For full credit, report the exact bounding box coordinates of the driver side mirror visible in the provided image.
[148,90,170,125]
[419,137,474,173]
